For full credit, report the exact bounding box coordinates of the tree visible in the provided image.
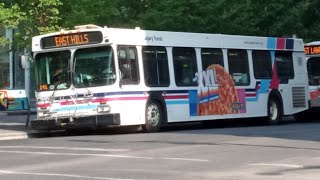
[59,0,117,29]
[59,0,149,29]
[0,3,24,46]
[113,0,151,28]
[2,0,320,50]
[141,0,311,39]
[142,0,218,32]
[0,0,62,52]
[300,0,320,42]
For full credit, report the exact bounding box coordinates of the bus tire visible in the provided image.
[143,101,162,133]
[266,97,282,125]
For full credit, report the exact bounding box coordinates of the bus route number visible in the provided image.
[39,84,48,91]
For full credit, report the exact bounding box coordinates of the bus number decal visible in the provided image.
[39,84,49,91]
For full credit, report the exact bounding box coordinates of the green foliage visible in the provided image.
[59,0,117,29]
[1,0,320,51]
[0,3,24,46]
[112,0,151,28]
[0,0,62,51]
[0,37,9,47]
[0,3,25,28]
[142,0,211,32]
[143,0,303,36]
[140,0,320,42]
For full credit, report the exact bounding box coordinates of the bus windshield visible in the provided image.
[73,46,115,88]
[34,50,71,91]
[307,57,320,86]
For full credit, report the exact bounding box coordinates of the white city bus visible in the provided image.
[30,24,309,132]
[301,41,320,115]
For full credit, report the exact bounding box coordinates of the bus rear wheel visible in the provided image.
[143,101,162,133]
[267,98,281,125]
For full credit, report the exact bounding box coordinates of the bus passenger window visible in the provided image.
[142,46,170,87]
[118,46,140,85]
[227,49,250,86]
[201,48,224,70]
[275,51,294,81]
[252,50,272,79]
[173,47,198,87]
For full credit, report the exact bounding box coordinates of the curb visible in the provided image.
[6,110,37,116]
[0,132,29,141]
[0,113,37,141]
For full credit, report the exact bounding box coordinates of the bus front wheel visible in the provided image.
[143,101,162,133]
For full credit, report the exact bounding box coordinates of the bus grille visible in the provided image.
[292,87,306,108]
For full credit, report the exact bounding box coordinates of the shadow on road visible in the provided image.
[28,115,320,144]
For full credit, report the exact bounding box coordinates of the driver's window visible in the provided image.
[34,50,70,91]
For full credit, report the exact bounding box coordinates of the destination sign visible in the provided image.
[304,45,320,55]
[41,31,103,49]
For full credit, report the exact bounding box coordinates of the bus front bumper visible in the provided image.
[30,113,120,131]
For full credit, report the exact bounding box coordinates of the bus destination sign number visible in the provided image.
[41,31,103,49]
[39,84,48,91]
[304,45,320,55]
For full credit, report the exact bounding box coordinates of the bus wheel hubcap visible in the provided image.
[270,101,278,121]
[147,103,160,126]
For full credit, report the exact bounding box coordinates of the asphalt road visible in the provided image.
[0,119,319,180]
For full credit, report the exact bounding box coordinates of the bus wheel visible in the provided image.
[267,98,281,125]
[143,101,162,133]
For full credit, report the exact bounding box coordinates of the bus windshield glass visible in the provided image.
[34,50,71,91]
[307,57,320,86]
[73,46,115,88]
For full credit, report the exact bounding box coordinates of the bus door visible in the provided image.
[118,46,140,86]
[117,46,141,123]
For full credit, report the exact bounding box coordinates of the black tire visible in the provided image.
[266,98,282,125]
[143,101,163,133]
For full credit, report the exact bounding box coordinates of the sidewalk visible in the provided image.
[0,112,35,140]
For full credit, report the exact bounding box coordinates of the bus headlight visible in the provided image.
[97,105,110,113]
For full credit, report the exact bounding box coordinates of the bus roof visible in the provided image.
[305,41,320,46]
[32,24,305,52]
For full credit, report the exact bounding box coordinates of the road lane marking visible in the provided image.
[0,146,129,152]
[0,170,137,180]
[249,163,303,168]
[161,157,209,162]
[0,150,209,162]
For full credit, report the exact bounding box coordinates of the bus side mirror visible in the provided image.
[20,55,27,69]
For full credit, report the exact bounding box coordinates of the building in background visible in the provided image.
[0,27,12,89]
